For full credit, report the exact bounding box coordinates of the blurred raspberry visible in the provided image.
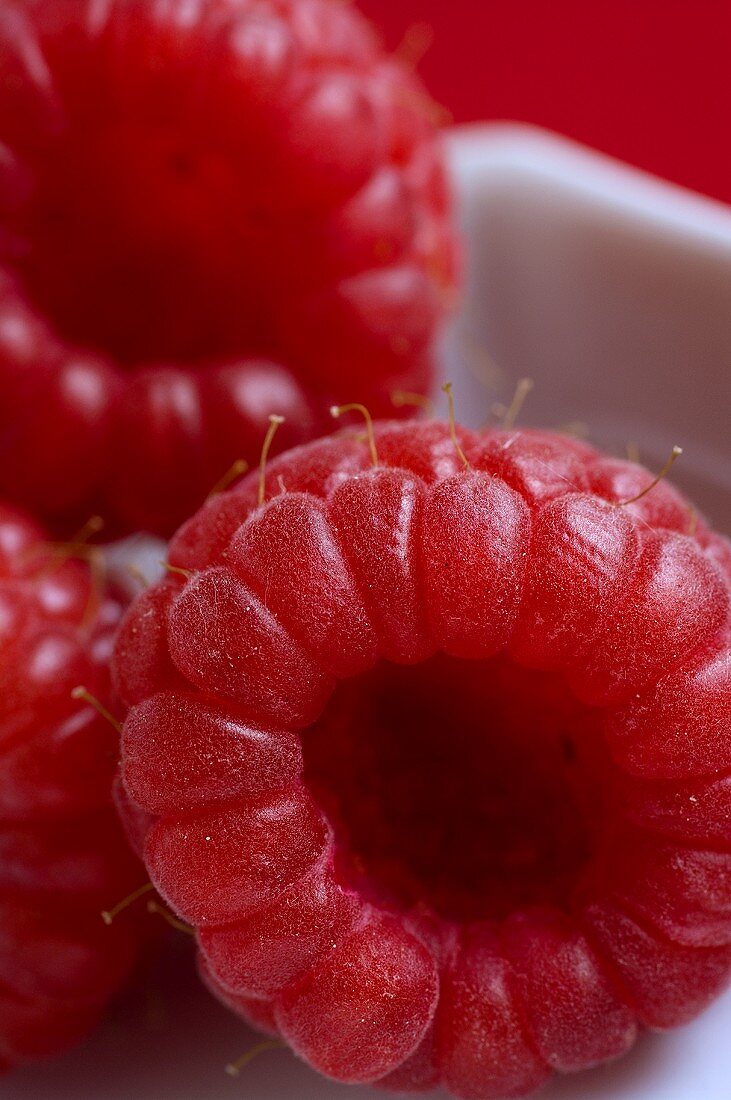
[0,0,457,535]
[0,503,145,1070]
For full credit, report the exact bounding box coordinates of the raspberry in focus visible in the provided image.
[0,504,144,1070]
[0,0,456,535]
[113,421,731,1095]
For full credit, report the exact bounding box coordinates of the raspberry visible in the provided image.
[113,421,731,1094]
[0,0,456,537]
[0,504,143,1070]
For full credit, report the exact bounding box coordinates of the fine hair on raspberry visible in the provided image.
[0,0,456,535]
[113,419,731,1096]
[0,505,145,1071]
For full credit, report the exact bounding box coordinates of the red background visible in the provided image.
[361,0,731,206]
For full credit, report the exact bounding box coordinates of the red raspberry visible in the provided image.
[0,0,456,537]
[113,421,731,1094]
[0,505,144,1071]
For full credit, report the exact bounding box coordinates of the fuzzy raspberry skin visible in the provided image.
[0,0,456,537]
[113,421,731,1095]
[0,504,143,1071]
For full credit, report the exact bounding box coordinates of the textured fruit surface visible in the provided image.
[114,421,731,1095]
[0,504,143,1070]
[0,0,456,536]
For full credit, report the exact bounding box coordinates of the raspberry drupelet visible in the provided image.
[113,420,731,1096]
[0,505,144,1071]
[0,0,456,536]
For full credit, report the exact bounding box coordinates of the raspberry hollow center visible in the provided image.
[303,653,611,922]
[16,120,282,366]
[2,2,450,375]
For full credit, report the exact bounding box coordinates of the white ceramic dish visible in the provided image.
[7,124,730,1099]
[440,123,731,534]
